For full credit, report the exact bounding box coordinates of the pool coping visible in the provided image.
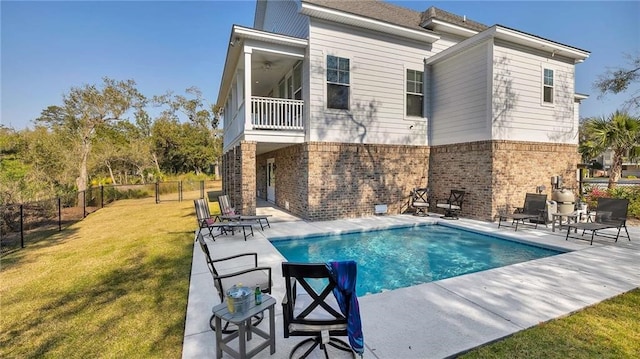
[182,213,640,359]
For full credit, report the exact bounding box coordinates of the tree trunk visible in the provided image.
[608,151,624,188]
[152,152,161,175]
[107,161,117,185]
[78,141,90,192]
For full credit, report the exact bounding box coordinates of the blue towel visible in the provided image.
[326,260,364,355]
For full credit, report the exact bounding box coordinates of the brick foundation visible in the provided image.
[222,141,257,215]
[227,139,579,222]
[256,142,429,221]
[429,140,579,220]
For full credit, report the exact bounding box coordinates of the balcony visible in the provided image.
[252,96,304,130]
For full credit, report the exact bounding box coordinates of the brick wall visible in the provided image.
[428,140,579,220]
[428,141,493,220]
[491,141,579,220]
[221,141,257,215]
[255,142,429,221]
[228,139,578,222]
[306,142,429,221]
[256,144,309,217]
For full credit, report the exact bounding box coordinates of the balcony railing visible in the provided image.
[251,96,304,130]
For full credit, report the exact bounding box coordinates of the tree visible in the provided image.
[152,87,222,175]
[594,54,640,111]
[36,78,146,193]
[582,111,640,188]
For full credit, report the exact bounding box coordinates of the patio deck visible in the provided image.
[182,201,640,358]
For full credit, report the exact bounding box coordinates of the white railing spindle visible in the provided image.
[251,96,304,130]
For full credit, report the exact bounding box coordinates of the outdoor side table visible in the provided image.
[551,212,579,232]
[212,294,276,359]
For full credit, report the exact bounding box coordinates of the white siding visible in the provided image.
[430,41,491,146]
[491,39,577,144]
[261,0,308,38]
[307,19,460,145]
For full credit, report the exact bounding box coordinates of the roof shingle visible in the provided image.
[303,0,487,33]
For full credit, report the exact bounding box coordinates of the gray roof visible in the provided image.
[303,0,486,33]
[421,6,488,32]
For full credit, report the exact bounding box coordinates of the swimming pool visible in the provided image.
[271,224,563,296]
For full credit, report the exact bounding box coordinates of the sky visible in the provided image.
[1,0,639,130]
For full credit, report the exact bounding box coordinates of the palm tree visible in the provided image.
[583,111,640,188]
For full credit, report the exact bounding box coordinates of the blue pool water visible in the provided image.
[271,225,563,296]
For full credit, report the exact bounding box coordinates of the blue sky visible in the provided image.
[1,0,639,130]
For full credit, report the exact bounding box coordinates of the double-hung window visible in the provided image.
[406,69,424,117]
[543,68,554,104]
[326,55,350,110]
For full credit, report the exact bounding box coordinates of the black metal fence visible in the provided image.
[1,180,219,254]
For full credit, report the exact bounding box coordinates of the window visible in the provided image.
[406,69,424,117]
[326,55,350,109]
[543,68,554,104]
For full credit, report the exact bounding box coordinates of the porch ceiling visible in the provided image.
[256,142,297,156]
[250,51,299,96]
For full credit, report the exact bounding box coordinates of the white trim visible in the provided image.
[574,93,589,101]
[426,25,589,66]
[420,18,479,38]
[486,41,494,136]
[300,2,440,43]
[494,26,589,60]
[234,26,308,47]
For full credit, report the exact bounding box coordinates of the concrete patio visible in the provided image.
[182,202,640,359]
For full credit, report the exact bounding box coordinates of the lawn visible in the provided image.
[461,287,640,358]
[1,193,638,358]
[0,196,209,358]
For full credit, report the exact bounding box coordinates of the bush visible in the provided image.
[583,186,640,219]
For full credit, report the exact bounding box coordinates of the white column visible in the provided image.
[244,49,253,130]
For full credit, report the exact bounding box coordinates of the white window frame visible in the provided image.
[542,67,555,106]
[405,68,424,118]
[326,55,350,110]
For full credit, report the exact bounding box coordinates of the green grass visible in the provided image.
[0,197,201,358]
[1,192,639,358]
[460,288,640,358]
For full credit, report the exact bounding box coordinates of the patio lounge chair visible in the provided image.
[197,233,272,333]
[435,190,465,219]
[282,261,363,358]
[565,198,631,245]
[194,199,254,241]
[498,193,547,231]
[410,187,430,216]
[218,195,272,230]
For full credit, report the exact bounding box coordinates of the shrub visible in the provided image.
[583,185,640,219]
[584,187,609,209]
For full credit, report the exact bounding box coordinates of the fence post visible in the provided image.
[200,180,205,199]
[20,204,24,248]
[58,197,62,231]
[179,181,183,202]
[155,182,159,204]
[101,185,104,208]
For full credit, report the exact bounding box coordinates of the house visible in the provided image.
[216,0,590,221]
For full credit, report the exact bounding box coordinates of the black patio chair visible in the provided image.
[194,198,255,241]
[410,187,430,216]
[197,233,272,333]
[565,197,631,245]
[282,262,362,359]
[435,189,465,219]
[498,193,547,231]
